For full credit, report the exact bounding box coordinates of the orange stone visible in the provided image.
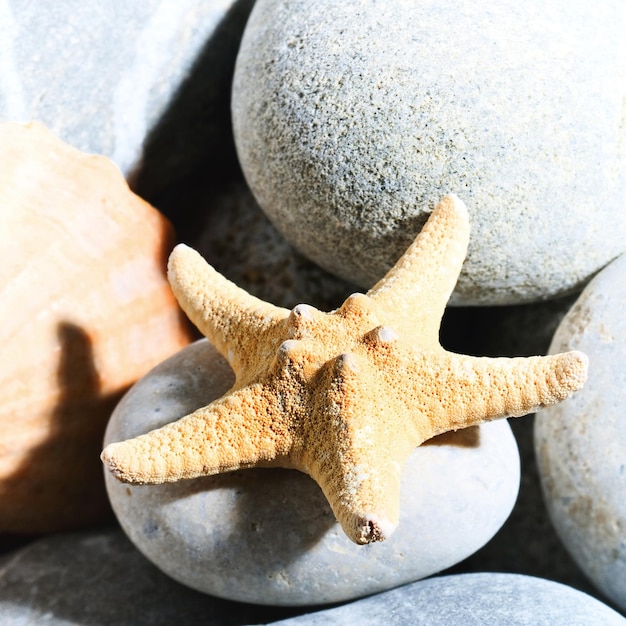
[0,122,192,533]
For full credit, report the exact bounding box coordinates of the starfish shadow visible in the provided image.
[156,465,337,567]
[424,426,481,448]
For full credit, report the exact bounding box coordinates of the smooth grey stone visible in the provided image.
[104,339,520,606]
[0,0,245,178]
[0,528,299,625]
[270,573,626,625]
[535,254,626,612]
[232,0,626,305]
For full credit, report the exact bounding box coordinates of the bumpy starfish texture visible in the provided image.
[102,195,588,545]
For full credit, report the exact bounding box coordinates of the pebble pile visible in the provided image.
[0,0,624,623]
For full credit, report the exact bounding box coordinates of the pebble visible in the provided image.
[232,0,626,305]
[0,0,248,178]
[104,339,520,606]
[535,253,626,612]
[0,528,298,625]
[270,573,626,625]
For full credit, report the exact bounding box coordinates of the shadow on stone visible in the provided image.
[0,527,305,625]
[156,466,337,568]
[131,0,256,242]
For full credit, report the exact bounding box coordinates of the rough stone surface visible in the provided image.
[0,528,300,625]
[104,339,520,606]
[270,573,626,625]
[535,254,626,613]
[232,0,626,305]
[0,0,248,182]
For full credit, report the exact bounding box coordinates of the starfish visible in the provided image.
[101,195,588,545]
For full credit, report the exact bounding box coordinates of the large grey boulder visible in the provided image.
[232,0,626,304]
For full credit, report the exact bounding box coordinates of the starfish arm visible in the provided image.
[168,244,290,372]
[299,352,415,544]
[366,195,470,342]
[101,385,292,484]
[413,350,589,439]
[316,456,404,545]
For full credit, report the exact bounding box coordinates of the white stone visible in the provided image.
[104,339,520,606]
[535,253,626,613]
[232,0,626,305]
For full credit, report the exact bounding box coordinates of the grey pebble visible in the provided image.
[232,0,626,305]
[0,527,300,625]
[269,573,626,625]
[535,253,626,612]
[104,339,520,606]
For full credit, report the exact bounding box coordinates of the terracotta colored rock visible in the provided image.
[0,122,192,533]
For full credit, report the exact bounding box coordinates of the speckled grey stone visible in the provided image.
[535,254,626,613]
[232,0,626,305]
[104,339,520,606]
[0,0,245,177]
[0,528,300,625]
[270,573,626,625]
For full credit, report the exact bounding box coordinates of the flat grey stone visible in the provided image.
[535,253,626,612]
[0,528,299,625]
[232,0,626,305]
[104,339,520,606]
[270,573,626,625]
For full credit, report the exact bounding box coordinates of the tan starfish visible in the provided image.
[101,195,588,544]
